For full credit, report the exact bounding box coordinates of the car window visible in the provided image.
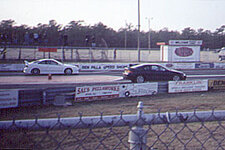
[38,61,47,65]
[49,60,58,65]
[151,65,159,71]
[159,66,166,71]
[143,66,151,71]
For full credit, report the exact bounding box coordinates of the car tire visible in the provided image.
[64,68,73,75]
[173,75,180,81]
[31,68,40,75]
[136,75,145,83]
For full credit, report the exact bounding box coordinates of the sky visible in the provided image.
[0,0,224,32]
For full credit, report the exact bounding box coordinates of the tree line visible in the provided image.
[0,19,224,49]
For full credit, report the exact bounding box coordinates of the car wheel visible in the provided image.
[64,68,72,75]
[31,68,40,75]
[173,75,180,81]
[219,57,223,61]
[136,75,145,83]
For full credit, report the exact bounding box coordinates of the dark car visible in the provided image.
[123,63,186,83]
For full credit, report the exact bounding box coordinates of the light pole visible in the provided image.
[146,17,153,49]
[137,0,141,62]
[125,20,127,50]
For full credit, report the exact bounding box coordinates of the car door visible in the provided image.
[142,65,155,81]
[47,60,63,74]
[150,65,162,81]
[157,66,170,80]
[37,60,49,73]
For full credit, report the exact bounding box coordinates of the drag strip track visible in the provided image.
[0,69,225,89]
[0,74,124,89]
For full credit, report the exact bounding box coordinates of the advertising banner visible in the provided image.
[0,64,25,71]
[78,63,130,71]
[214,63,225,69]
[161,63,195,69]
[120,83,158,97]
[168,80,208,93]
[195,63,214,69]
[173,63,196,69]
[75,85,120,101]
[170,46,200,62]
[38,48,57,52]
[169,40,202,46]
[208,80,225,89]
[0,90,18,109]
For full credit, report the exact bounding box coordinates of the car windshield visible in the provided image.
[130,64,148,69]
[31,59,46,64]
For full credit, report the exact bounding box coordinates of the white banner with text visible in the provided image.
[0,90,18,109]
[75,85,120,101]
[168,80,208,93]
[78,63,130,71]
[120,82,158,97]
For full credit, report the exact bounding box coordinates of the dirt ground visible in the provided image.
[1,90,225,121]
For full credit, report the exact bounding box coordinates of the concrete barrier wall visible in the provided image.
[0,79,212,109]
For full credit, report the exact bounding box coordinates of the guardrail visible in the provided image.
[1,101,225,149]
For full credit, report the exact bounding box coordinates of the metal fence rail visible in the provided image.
[1,101,225,149]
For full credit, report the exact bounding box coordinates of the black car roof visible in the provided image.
[130,63,161,69]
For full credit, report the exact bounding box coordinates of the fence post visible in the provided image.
[71,48,73,60]
[18,47,21,60]
[42,91,47,105]
[75,49,80,61]
[89,48,92,62]
[34,48,36,60]
[62,47,65,62]
[128,101,147,150]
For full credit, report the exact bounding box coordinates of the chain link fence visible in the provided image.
[1,101,225,149]
[0,45,165,62]
[1,45,220,63]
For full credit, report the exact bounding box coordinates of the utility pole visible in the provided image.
[147,18,150,49]
[146,17,153,49]
[125,20,127,50]
[137,0,141,62]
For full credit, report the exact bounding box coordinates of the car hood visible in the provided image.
[170,69,185,75]
[24,60,36,65]
[64,64,78,68]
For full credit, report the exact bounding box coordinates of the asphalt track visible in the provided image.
[0,69,225,89]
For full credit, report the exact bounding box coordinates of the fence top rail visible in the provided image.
[1,109,225,131]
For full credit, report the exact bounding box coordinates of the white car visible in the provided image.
[23,59,79,75]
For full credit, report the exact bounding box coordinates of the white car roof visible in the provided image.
[37,59,58,61]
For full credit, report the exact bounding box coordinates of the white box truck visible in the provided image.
[218,47,225,61]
